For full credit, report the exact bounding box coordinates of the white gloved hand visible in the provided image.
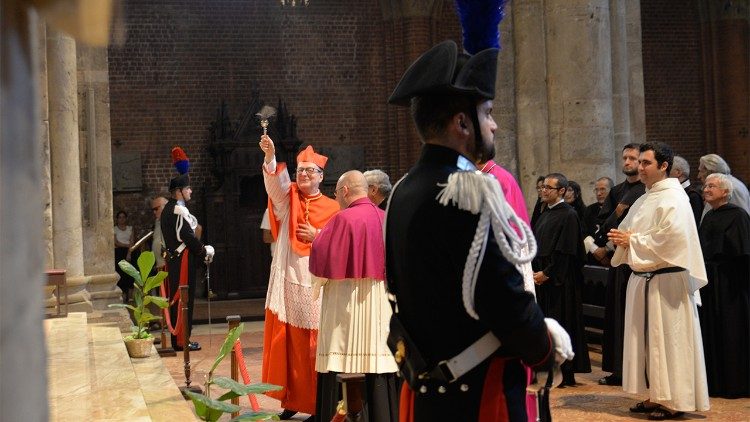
[583,236,596,254]
[544,318,574,364]
[204,245,215,264]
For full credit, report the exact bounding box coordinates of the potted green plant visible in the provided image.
[184,322,282,421]
[109,251,169,358]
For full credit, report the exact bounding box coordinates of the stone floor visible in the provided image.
[160,322,750,421]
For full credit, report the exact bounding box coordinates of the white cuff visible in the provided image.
[263,158,277,174]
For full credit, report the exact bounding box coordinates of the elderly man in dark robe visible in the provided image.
[533,173,591,387]
[698,172,750,398]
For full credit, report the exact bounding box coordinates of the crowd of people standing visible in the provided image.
[110,38,748,422]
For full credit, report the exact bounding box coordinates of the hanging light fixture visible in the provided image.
[280,0,309,5]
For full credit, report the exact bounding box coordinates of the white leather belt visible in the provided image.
[175,243,186,255]
[433,331,501,383]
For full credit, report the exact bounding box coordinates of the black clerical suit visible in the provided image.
[684,182,704,226]
[532,201,591,382]
[386,145,553,421]
[595,179,644,378]
[698,203,750,398]
[161,198,207,349]
[583,202,603,238]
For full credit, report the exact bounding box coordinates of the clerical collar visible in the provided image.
[680,179,691,189]
[548,199,565,208]
[177,200,186,206]
[301,191,322,201]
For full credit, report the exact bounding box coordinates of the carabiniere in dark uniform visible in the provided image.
[385,40,554,421]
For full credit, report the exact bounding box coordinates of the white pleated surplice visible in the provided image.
[315,277,398,374]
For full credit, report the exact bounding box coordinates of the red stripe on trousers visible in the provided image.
[479,357,509,422]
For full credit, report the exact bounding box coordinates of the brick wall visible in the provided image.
[641,0,707,180]
[109,0,407,231]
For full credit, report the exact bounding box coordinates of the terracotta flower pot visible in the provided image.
[125,337,155,358]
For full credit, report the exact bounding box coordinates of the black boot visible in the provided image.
[278,409,297,420]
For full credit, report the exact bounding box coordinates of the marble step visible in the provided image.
[46,312,197,421]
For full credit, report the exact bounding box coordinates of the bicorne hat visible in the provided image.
[388,40,498,106]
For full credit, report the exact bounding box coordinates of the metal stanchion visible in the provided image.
[179,285,202,398]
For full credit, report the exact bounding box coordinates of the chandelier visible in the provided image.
[280,0,309,5]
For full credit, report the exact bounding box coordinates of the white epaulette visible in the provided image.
[436,170,537,319]
[174,204,198,243]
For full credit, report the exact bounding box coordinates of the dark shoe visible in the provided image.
[302,416,314,422]
[598,374,622,386]
[278,409,297,420]
[648,408,684,420]
[173,342,201,352]
[630,401,660,413]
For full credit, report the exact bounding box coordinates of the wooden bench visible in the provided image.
[581,265,608,344]
[46,269,68,318]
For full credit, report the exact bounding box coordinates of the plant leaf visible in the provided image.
[216,390,241,402]
[118,260,141,284]
[213,377,282,395]
[184,390,226,422]
[228,412,280,421]
[144,271,168,293]
[137,251,155,282]
[108,303,136,312]
[210,323,244,374]
[147,295,169,309]
[184,390,240,414]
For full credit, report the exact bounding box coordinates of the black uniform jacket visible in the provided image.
[385,144,552,420]
[161,199,206,261]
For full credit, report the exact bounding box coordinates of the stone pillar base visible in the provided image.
[43,272,121,313]
[87,272,121,310]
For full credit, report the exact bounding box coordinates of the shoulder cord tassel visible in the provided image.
[436,171,537,319]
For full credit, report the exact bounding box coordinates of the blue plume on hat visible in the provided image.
[454,0,506,54]
[171,146,190,175]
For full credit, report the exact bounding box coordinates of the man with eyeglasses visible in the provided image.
[150,196,168,269]
[310,170,399,422]
[532,173,591,387]
[698,173,750,398]
[259,135,339,422]
[583,177,614,239]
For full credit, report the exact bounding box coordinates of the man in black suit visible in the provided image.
[671,155,703,226]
